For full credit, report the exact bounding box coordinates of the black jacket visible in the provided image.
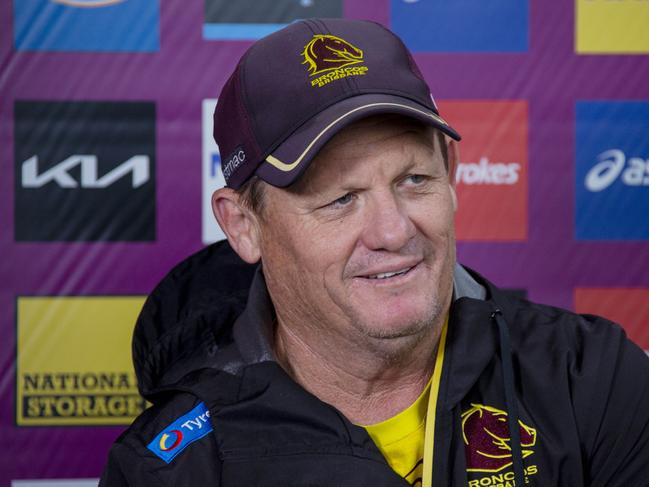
[100,241,649,486]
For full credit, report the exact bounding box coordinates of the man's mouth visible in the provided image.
[365,267,413,280]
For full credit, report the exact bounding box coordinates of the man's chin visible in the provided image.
[333,288,448,353]
[355,321,437,362]
[355,307,442,345]
[359,297,443,333]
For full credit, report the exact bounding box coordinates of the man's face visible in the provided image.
[255,115,457,355]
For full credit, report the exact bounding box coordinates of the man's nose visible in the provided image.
[361,192,417,252]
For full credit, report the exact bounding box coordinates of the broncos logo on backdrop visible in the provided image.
[302,35,364,76]
[461,404,537,473]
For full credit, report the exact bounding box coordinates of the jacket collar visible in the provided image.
[453,263,486,301]
[442,266,520,410]
[442,295,498,410]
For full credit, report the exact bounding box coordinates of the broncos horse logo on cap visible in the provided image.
[461,404,537,473]
[302,35,364,76]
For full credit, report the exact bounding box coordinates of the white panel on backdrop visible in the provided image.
[12,480,98,487]
[202,99,227,244]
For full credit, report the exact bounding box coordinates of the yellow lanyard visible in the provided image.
[422,319,449,487]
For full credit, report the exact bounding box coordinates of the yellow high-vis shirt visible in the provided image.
[362,318,448,487]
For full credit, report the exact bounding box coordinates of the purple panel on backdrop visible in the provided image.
[1,0,649,484]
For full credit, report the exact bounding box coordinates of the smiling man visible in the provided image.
[221,115,457,428]
[100,19,649,487]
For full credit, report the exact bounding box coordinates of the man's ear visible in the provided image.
[211,187,261,264]
[447,138,459,211]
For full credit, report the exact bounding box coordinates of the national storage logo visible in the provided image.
[202,99,227,244]
[391,0,528,52]
[575,288,649,355]
[575,101,649,240]
[14,101,156,242]
[16,296,147,426]
[203,0,342,40]
[13,0,160,52]
[576,0,649,53]
[438,100,528,241]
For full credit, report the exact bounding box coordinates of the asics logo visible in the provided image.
[585,149,649,192]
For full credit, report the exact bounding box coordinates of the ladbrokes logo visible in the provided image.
[302,35,368,88]
[456,158,521,186]
[14,101,156,241]
[439,100,528,241]
[17,296,147,426]
[462,404,539,487]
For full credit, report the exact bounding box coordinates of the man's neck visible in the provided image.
[273,318,443,425]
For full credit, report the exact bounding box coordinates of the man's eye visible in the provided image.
[330,193,354,207]
[405,174,427,185]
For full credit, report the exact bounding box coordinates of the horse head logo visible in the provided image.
[461,404,537,472]
[302,35,364,76]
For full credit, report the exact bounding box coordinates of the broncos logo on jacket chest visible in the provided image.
[461,403,537,473]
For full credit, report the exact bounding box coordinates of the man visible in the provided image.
[100,19,649,487]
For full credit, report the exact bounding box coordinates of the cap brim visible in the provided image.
[256,93,461,188]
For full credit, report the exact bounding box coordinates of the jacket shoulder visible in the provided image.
[492,285,647,375]
[100,392,221,486]
[493,287,649,486]
[480,274,627,345]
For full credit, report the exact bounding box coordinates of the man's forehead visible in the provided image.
[288,115,443,189]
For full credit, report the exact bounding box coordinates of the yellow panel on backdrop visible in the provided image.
[17,296,147,426]
[576,0,649,53]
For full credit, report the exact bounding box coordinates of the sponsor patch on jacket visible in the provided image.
[147,402,213,463]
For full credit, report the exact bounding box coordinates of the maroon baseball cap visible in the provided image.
[214,18,461,190]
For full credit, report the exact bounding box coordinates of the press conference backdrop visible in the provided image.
[1,0,648,485]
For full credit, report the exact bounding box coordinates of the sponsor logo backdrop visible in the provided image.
[202,99,226,244]
[440,100,528,241]
[13,0,160,52]
[14,101,156,242]
[391,0,529,52]
[17,297,146,426]
[0,0,648,484]
[203,0,343,40]
[575,101,649,240]
[576,0,649,53]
